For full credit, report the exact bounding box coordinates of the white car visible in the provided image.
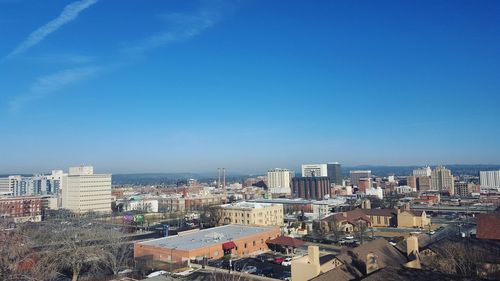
[281,257,293,266]
[242,266,257,274]
[345,235,354,240]
[118,269,133,275]
[147,270,167,278]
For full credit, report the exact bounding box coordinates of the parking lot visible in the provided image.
[208,252,291,280]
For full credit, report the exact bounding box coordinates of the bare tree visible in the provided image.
[428,240,490,278]
[0,219,52,281]
[355,220,369,244]
[18,217,132,281]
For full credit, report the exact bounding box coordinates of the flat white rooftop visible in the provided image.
[139,224,277,251]
[219,201,280,209]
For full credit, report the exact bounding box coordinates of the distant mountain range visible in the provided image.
[3,164,500,186]
[111,164,500,185]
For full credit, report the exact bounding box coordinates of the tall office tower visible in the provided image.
[431,166,454,195]
[413,166,432,177]
[454,182,468,197]
[349,170,372,187]
[302,164,328,177]
[291,177,331,200]
[480,170,500,189]
[62,166,112,213]
[327,162,342,186]
[267,168,295,194]
[416,176,432,192]
[407,176,417,189]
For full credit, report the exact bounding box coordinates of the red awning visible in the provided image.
[222,241,236,250]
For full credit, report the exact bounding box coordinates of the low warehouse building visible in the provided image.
[134,225,281,266]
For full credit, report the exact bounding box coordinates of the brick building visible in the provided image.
[134,225,280,265]
[0,196,43,222]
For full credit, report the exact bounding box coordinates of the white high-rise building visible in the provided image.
[62,166,112,213]
[480,170,500,189]
[267,168,294,194]
[413,166,432,177]
[0,176,19,195]
[302,164,328,177]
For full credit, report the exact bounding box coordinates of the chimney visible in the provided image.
[366,252,379,274]
[307,246,320,266]
[406,234,419,259]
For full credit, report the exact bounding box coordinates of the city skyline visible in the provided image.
[1,0,499,173]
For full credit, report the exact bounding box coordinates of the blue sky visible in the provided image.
[0,0,499,174]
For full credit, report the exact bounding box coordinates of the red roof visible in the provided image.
[222,241,237,250]
[477,214,500,241]
[267,236,305,248]
[323,209,371,225]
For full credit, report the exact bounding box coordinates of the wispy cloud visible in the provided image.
[6,0,98,58]
[123,8,222,56]
[9,66,101,112]
[27,53,96,65]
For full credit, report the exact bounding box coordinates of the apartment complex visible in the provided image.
[217,201,284,226]
[0,170,66,197]
[480,170,500,189]
[62,166,112,213]
[267,168,294,194]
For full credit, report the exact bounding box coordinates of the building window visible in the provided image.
[253,241,256,246]
[244,243,247,248]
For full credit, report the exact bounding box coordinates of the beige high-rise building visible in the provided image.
[217,202,284,227]
[431,166,454,195]
[62,166,112,213]
[267,168,294,194]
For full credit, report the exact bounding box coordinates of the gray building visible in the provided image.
[327,162,342,186]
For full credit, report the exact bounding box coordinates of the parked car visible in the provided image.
[118,269,133,275]
[281,257,293,267]
[345,235,354,240]
[255,254,267,262]
[258,266,274,277]
[428,230,436,235]
[274,256,285,264]
[147,270,167,278]
[242,265,257,274]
